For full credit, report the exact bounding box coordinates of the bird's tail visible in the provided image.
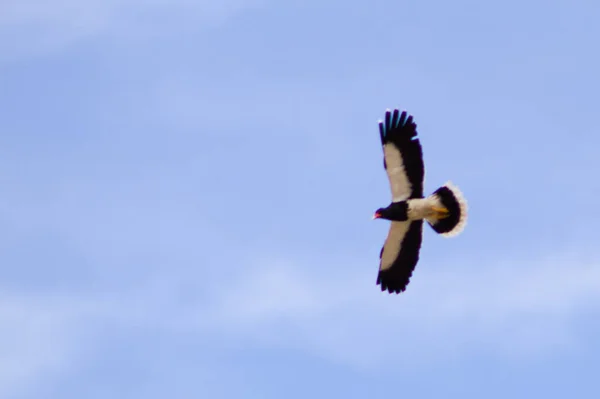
[425,181,468,237]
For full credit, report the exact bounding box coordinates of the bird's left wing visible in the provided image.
[376,220,424,294]
[379,109,425,201]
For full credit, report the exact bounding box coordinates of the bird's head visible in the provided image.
[372,202,409,221]
[372,208,385,220]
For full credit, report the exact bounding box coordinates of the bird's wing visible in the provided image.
[376,220,423,294]
[379,109,425,201]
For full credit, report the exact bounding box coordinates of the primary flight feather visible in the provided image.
[373,109,468,294]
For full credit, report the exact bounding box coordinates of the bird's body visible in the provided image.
[373,109,468,294]
[375,197,452,222]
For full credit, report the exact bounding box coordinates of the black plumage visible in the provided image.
[378,109,424,199]
[376,221,423,294]
[373,109,468,294]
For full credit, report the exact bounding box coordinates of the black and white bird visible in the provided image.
[373,109,468,294]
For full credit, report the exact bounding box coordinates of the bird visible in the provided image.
[373,109,468,294]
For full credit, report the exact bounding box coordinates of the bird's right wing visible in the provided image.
[379,109,425,201]
[376,220,424,294]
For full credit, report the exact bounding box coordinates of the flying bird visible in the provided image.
[373,109,468,294]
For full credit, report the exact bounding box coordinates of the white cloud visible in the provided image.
[0,292,108,398]
[200,252,600,369]
[2,250,598,396]
[0,0,263,61]
[0,276,193,398]
[0,0,261,29]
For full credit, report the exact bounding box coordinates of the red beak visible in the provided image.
[372,212,381,220]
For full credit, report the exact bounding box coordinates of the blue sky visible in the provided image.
[1,0,600,397]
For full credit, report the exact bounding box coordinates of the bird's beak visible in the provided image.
[372,212,381,220]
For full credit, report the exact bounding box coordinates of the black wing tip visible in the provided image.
[376,221,423,295]
[385,108,409,120]
[379,108,417,143]
[377,271,410,294]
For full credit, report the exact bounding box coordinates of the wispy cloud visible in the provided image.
[0,0,264,62]
[1,236,598,396]
[0,0,263,29]
[200,251,600,369]
[0,291,107,398]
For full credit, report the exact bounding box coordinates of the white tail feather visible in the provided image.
[425,181,468,237]
[440,181,468,237]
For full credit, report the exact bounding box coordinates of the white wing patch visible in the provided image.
[379,221,410,271]
[384,143,412,202]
